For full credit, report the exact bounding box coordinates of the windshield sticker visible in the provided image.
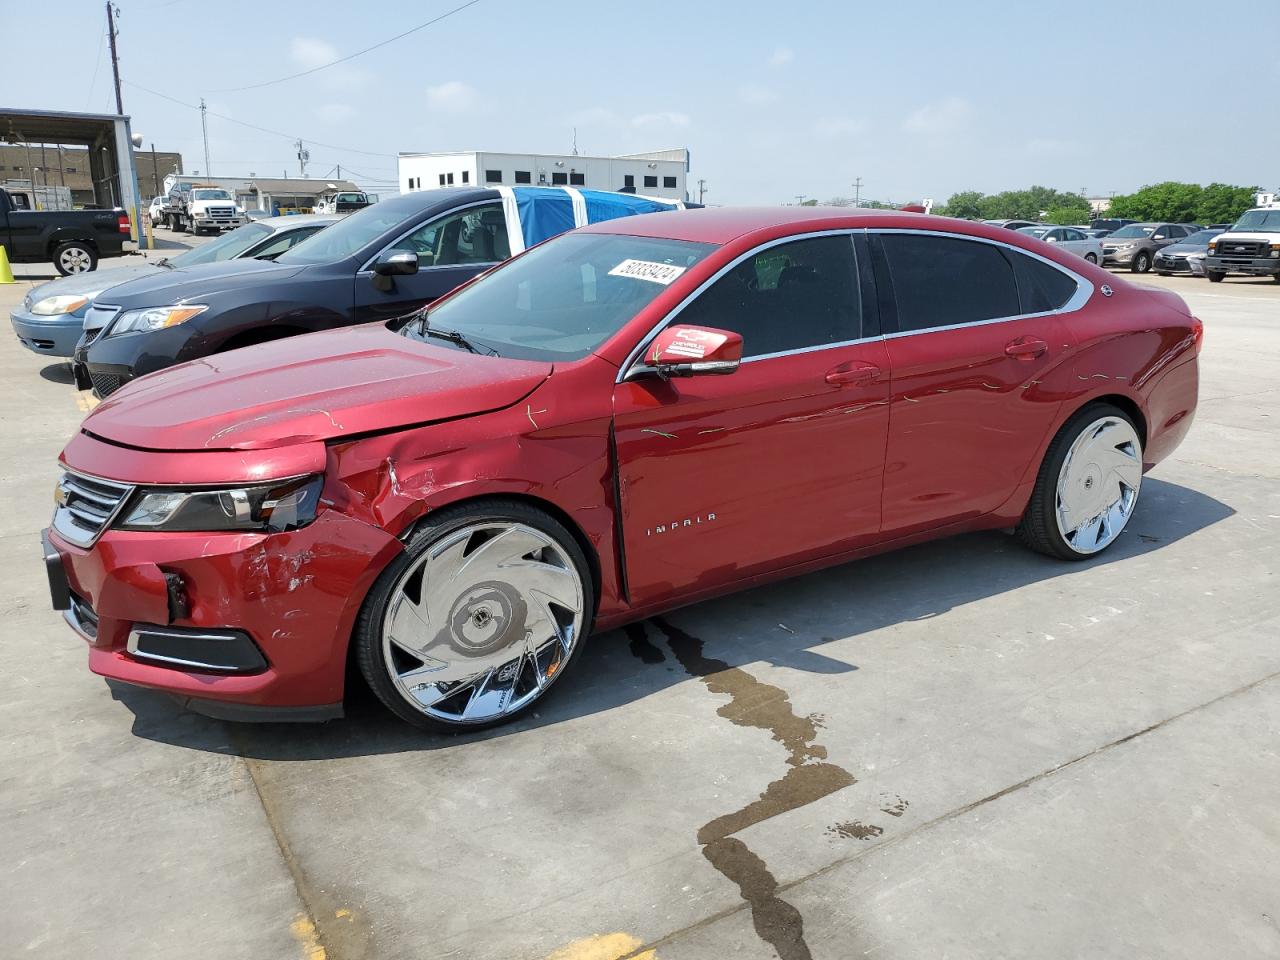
[609,259,687,285]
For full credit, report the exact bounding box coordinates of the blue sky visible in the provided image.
[7,0,1279,204]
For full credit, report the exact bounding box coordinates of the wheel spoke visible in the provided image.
[1054,415,1143,555]
[381,521,585,724]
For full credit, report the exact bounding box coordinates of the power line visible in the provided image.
[207,0,482,93]
[122,78,398,159]
[85,24,107,110]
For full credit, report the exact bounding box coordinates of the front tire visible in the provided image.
[1131,251,1151,273]
[1208,271,1225,283]
[52,241,97,275]
[1017,403,1143,560]
[354,500,594,731]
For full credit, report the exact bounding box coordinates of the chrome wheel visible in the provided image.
[380,521,585,724]
[1055,416,1142,555]
[58,246,93,273]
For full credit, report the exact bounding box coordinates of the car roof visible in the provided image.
[259,213,343,230]
[579,206,1027,246]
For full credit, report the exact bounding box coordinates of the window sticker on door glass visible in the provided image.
[608,259,687,285]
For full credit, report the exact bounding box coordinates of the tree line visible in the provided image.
[935,182,1260,225]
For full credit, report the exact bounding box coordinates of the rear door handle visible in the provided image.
[825,361,882,386]
[1004,336,1049,360]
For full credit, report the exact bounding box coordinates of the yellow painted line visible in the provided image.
[290,914,326,960]
[75,390,100,413]
[545,932,655,960]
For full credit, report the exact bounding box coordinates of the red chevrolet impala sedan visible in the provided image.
[42,208,1201,729]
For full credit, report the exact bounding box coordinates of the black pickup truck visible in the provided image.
[0,189,135,275]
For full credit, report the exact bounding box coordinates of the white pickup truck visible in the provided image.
[1204,195,1280,283]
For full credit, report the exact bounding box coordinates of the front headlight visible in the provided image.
[1119,242,1137,251]
[106,304,207,337]
[30,294,92,316]
[117,475,324,533]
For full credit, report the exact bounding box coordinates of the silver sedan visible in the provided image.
[1017,225,1104,264]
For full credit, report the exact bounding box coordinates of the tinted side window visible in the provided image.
[675,235,861,359]
[879,234,1019,332]
[250,227,322,259]
[1010,250,1079,313]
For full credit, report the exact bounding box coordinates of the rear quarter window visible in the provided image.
[1009,250,1080,313]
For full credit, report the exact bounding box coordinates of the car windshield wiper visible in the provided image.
[423,325,499,356]
[156,257,172,268]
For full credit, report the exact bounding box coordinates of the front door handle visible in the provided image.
[1004,336,1048,360]
[825,361,882,386]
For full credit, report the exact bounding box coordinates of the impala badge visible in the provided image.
[646,513,717,536]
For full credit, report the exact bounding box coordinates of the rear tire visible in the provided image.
[52,241,97,275]
[1085,252,1098,264]
[1208,271,1225,283]
[1131,251,1151,273]
[354,500,594,731]
[1017,403,1143,561]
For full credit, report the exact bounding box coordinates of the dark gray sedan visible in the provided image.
[13,215,339,360]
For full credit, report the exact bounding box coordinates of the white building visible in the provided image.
[398,148,690,201]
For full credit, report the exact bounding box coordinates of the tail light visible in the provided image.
[1191,316,1204,354]
[117,213,131,235]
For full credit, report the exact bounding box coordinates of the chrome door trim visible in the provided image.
[615,225,1094,383]
[357,198,506,275]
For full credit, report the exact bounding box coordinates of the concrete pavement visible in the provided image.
[1,256,1277,959]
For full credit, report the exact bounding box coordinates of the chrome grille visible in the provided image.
[208,206,237,221]
[51,470,135,547]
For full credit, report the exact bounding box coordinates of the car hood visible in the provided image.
[95,258,306,309]
[1215,231,1280,244]
[1159,241,1206,256]
[81,323,553,451]
[26,262,163,305]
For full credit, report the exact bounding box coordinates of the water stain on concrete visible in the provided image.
[826,820,884,840]
[624,623,666,664]
[649,617,859,960]
[880,795,909,818]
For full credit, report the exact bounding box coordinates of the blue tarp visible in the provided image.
[512,189,577,250]
[512,187,679,248]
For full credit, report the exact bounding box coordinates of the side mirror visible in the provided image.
[628,325,743,380]
[373,250,419,276]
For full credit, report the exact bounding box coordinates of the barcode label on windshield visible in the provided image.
[608,259,687,285]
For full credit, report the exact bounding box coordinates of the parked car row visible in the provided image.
[23,193,1202,730]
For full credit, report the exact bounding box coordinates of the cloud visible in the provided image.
[813,116,863,139]
[902,96,974,134]
[289,36,367,89]
[314,103,355,123]
[631,111,690,128]
[770,46,794,66]
[738,84,780,105]
[425,80,486,114]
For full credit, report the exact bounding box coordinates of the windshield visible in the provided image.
[278,201,417,264]
[337,193,364,203]
[192,189,233,201]
[1017,226,1050,238]
[1183,230,1221,245]
[1109,224,1155,239]
[1232,209,1280,233]
[166,223,273,266]
[400,232,716,362]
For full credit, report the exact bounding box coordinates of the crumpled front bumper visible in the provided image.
[44,500,402,717]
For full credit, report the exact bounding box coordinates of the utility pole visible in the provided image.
[295,139,308,177]
[795,195,808,206]
[151,142,160,196]
[199,99,211,178]
[696,179,707,204]
[106,2,124,114]
[852,177,863,207]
